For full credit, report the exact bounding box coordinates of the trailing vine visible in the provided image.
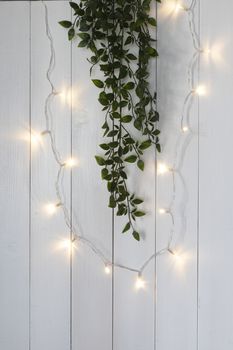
[59,0,161,241]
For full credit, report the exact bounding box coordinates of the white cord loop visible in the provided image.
[39,0,202,282]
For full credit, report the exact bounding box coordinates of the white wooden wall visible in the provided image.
[0,1,232,350]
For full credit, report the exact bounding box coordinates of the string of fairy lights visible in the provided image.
[32,0,208,290]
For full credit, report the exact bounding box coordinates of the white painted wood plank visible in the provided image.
[0,2,30,350]
[30,2,71,349]
[71,17,112,350]
[156,2,199,349]
[113,157,156,350]
[113,4,157,350]
[199,1,233,349]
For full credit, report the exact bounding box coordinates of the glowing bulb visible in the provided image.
[157,163,172,175]
[62,239,72,249]
[105,265,111,275]
[168,248,176,256]
[175,3,186,11]
[135,275,146,290]
[31,132,42,146]
[160,1,187,17]
[171,2,187,13]
[59,87,72,107]
[182,126,189,133]
[64,157,78,168]
[193,85,206,96]
[159,208,168,214]
[202,48,211,55]
[45,202,61,216]
[27,130,50,148]
[168,248,183,262]
[61,235,77,250]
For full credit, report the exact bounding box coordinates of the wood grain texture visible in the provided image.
[30,2,71,349]
[0,3,30,350]
[4,1,233,350]
[113,4,157,350]
[71,13,113,350]
[156,2,199,349]
[199,1,233,349]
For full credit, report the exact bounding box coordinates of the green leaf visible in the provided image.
[92,79,104,88]
[121,115,132,123]
[112,101,118,111]
[125,36,132,45]
[79,19,90,31]
[124,82,135,90]
[78,40,88,48]
[78,33,90,40]
[153,129,160,136]
[127,53,137,60]
[119,101,128,108]
[109,195,116,208]
[68,28,75,41]
[139,140,152,150]
[69,2,84,15]
[133,198,143,205]
[137,159,144,171]
[146,47,159,57]
[101,168,108,179]
[59,20,72,28]
[136,85,143,98]
[120,170,127,179]
[99,143,109,150]
[125,155,137,163]
[148,17,157,26]
[122,222,130,233]
[156,143,161,152]
[134,211,146,217]
[134,118,142,130]
[119,67,128,79]
[98,92,109,106]
[95,156,105,166]
[107,130,118,137]
[102,121,108,129]
[69,2,79,11]
[109,141,118,148]
[133,231,140,241]
[112,112,121,119]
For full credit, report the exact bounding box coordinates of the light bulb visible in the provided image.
[61,235,77,250]
[168,248,176,256]
[157,163,172,175]
[193,85,206,96]
[31,132,42,146]
[28,130,50,148]
[161,1,187,16]
[45,202,61,216]
[59,87,72,107]
[176,4,185,11]
[64,157,78,168]
[168,248,184,263]
[62,239,72,249]
[182,126,189,133]
[173,2,187,13]
[135,275,146,290]
[105,265,111,275]
[203,48,211,55]
[159,208,168,214]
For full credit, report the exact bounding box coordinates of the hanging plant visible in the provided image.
[59,0,161,241]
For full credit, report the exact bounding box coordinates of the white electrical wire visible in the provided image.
[39,0,201,281]
[165,0,203,253]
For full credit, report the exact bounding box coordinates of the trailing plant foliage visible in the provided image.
[60,0,161,241]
